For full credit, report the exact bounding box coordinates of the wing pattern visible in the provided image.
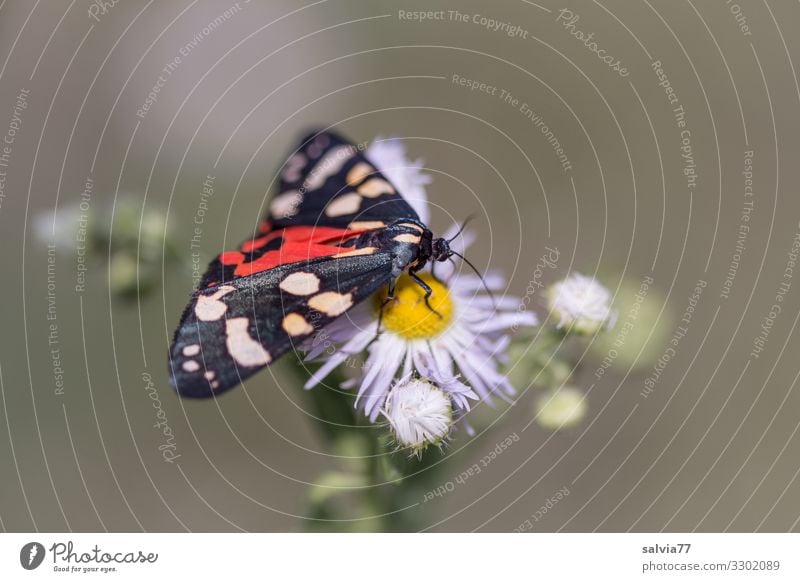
[270,130,419,228]
[170,253,393,397]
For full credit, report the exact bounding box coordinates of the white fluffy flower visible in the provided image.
[383,378,452,452]
[548,273,615,334]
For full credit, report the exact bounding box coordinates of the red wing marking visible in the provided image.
[219,251,245,265]
[240,225,363,254]
[220,225,377,278]
[277,225,367,245]
[233,242,346,277]
[233,242,354,277]
[241,231,283,252]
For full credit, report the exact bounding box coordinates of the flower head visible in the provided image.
[305,254,536,417]
[375,273,453,339]
[383,378,452,453]
[535,386,587,430]
[548,272,615,334]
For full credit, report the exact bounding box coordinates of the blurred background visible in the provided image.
[1,0,799,532]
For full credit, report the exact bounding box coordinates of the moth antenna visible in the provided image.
[449,250,497,309]
[447,214,476,243]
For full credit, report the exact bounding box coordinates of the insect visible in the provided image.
[168,129,462,397]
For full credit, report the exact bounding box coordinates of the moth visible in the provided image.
[169,130,459,397]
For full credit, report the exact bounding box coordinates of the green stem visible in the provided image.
[293,357,448,531]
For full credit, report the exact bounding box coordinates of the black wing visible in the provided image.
[169,252,393,397]
[269,129,420,229]
[191,130,419,291]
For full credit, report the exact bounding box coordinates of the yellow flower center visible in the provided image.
[376,274,454,339]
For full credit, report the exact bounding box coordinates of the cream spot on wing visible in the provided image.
[334,247,377,258]
[211,380,220,389]
[282,313,314,336]
[225,317,272,367]
[182,360,200,372]
[346,162,374,186]
[307,143,322,159]
[279,271,320,296]
[308,291,353,317]
[398,222,424,233]
[270,190,303,218]
[304,145,355,190]
[357,178,395,198]
[194,285,236,321]
[204,370,216,381]
[325,192,362,217]
[348,220,385,230]
[182,344,201,357]
[393,233,421,244]
[282,153,307,182]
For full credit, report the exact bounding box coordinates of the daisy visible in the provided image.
[302,137,537,444]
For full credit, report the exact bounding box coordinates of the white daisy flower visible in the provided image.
[304,258,536,421]
[548,272,615,335]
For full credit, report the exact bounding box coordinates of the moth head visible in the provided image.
[431,237,453,262]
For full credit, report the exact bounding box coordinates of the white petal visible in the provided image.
[450,270,505,292]
[473,312,538,333]
[449,349,494,401]
[366,137,431,224]
[304,327,376,388]
[357,335,406,416]
[430,341,456,377]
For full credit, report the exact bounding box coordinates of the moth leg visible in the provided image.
[409,270,443,319]
[376,278,397,334]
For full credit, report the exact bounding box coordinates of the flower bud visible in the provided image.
[535,386,587,430]
[548,273,615,335]
[382,378,452,453]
